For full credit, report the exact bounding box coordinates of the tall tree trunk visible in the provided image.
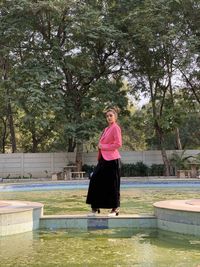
[68,137,76,152]
[167,62,182,150]
[175,127,182,150]
[149,79,172,176]
[75,141,83,171]
[155,122,171,176]
[31,130,38,153]
[3,59,17,153]
[1,118,7,153]
[149,79,171,176]
[7,101,17,153]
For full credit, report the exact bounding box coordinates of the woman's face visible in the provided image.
[106,111,116,124]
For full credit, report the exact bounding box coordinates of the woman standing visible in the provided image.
[86,108,122,216]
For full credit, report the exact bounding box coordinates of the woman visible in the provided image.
[86,108,122,216]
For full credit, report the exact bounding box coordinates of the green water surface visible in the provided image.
[0,228,200,267]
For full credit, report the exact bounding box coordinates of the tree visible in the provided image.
[0,6,18,153]
[176,0,200,104]
[0,85,8,153]
[142,91,200,150]
[122,0,191,175]
[170,150,193,174]
[0,1,129,169]
[121,104,148,151]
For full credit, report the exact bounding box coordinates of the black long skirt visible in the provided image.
[86,156,121,209]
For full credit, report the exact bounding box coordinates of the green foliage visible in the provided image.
[120,162,164,177]
[121,162,149,177]
[82,164,95,176]
[189,153,200,164]
[82,162,164,177]
[121,103,148,151]
[148,164,165,176]
[0,0,129,153]
[0,0,200,155]
[141,93,200,150]
[169,151,193,170]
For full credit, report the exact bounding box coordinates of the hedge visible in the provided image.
[82,161,164,177]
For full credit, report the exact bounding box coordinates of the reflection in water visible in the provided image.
[0,229,200,266]
[0,231,34,266]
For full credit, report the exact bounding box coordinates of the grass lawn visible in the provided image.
[1,187,200,215]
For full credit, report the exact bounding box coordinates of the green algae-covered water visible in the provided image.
[1,187,200,215]
[0,228,200,267]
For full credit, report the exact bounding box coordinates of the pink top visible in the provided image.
[98,122,122,161]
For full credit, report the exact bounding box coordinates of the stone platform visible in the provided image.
[40,214,156,230]
[0,200,43,236]
[154,199,200,236]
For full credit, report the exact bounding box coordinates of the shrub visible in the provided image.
[82,164,95,175]
[83,162,165,177]
[148,164,165,176]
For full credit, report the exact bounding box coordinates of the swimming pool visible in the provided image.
[0,179,200,192]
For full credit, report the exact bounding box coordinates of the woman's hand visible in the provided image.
[98,144,102,149]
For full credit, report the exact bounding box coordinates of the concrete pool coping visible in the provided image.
[41,214,156,219]
[0,200,44,214]
[154,199,200,212]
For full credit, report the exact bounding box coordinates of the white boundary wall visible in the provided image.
[0,150,199,178]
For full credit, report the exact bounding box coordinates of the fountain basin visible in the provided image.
[0,200,43,236]
[1,199,200,237]
[154,199,200,236]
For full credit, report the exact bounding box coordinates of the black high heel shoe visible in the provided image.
[108,208,119,217]
[92,208,100,214]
